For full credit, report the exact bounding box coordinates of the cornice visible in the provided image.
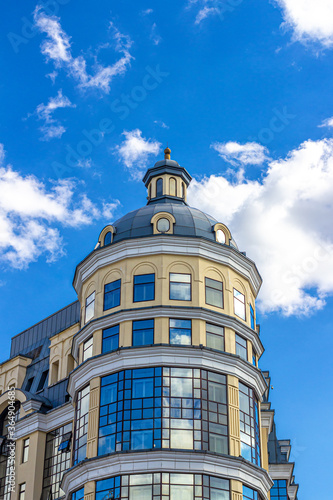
[14,403,74,439]
[269,462,295,480]
[67,345,267,400]
[73,236,262,296]
[71,305,264,360]
[260,409,275,434]
[61,450,273,500]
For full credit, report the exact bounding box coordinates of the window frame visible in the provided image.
[169,318,192,345]
[206,322,225,351]
[233,288,246,321]
[235,333,248,362]
[22,437,29,463]
[103,279,121,311]
[132,319,154,347]
[250,304,255,329]
[169,273,192,301]
[85,291,95,323]
[18,483,26,500]
[83,337,93,362]
[205,277,224,309]
[102,325,120,354]
[133,273,155,303]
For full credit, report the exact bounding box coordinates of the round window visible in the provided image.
[216,229,226,244]
[157,218,170,233]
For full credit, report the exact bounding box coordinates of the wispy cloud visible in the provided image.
[33,7,133,93]
[274,0,333,47]
[319,116,333,128]
[29,89,75,141]
[195,6,220,24]
[0,145,119,268]
[211,141,270,166]
[150,23,162,45]
[187,0,222,25]
[154,120,169,129]
[141,8,154,16]
[190,138,333,316]
[115,129,161,180]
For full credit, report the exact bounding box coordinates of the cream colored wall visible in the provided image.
[15,430,46,500]
[0,356,31,394]
[49,323,79,385]
[148,173,187,201]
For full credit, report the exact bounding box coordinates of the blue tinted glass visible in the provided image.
[104,231,112,246]
[104,280,121,310]
[134,274,155,284]
[133,319,154,346]
[131,429,153,449]
[102,325,119,354]
[132,378,154,398]
[72,487,85,500]
[156,178,163,197]
[250,305,255,329]
[133,367,155,378]
[170,319,191,345]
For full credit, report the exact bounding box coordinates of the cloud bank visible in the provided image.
[189,138,333,316]
[0,145,119,268]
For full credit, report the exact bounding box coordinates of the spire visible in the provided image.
[164,146,171,160]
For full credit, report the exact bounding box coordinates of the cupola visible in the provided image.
[142,147,192,203]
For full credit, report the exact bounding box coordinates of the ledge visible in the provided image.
[67,345,267,400]
[14,402,74,439]
[61,450,273,500]
[73,236,262,296]
[71,305,264,360]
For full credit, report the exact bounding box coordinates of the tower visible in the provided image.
[0,149,298,500]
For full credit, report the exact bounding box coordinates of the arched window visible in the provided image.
[148,184,151,199]
[156,178,163,197]
[181,182,185,199]
[104,231,112,246]
[169,177,177,196]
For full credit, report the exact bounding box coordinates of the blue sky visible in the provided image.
[1,0,333,497]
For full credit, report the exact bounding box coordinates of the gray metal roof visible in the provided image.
[112,198,220,244]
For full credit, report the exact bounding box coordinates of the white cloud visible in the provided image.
[195,6,219,24]
[275,0,333,47]
[211,141,270,166]
[0,145,119,268]
[115,129,161,179]
[150,23,162,45]
[31,89,75,141]
[318,116,333,128]
[142,8,154,15]
[189,138,333,316]
[34,8,133,93]
[154,120,169,129]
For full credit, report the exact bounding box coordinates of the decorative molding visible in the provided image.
[14,403,74,439]
[73,236,262,296]
[228,379,240,457]
[61,450,272,500]
[87,380,100,459]
[67,346,267,401]
[21,399,43,413]
[260,410,274,434]
[269,463,295,480]
[71,306,264,360]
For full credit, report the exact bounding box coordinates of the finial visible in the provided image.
[164,146,171,160]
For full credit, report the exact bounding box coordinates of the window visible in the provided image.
[235,334,247,361]
[42,424,72,500]
[102,325,119,354]
[73,385,90,465]
[234,288,246,320]
[169,273,191,301]
[132,319,154,346]
[22,438,29,463]
[85,291,95,322]
[216,229,226,244]
[97,474,230,500]
[252,351,256,366]
[250,304,255,329]
[243,485,260,500]
[133,274,155,302]
[25,377,34,392]
[206,323,224,351]
[169,177,177,196]
[72,487,85,500]
[181,182,185,198]
[83,337,93,362]
[98,367,229,456]
[239,382,261,466]
[104,279,121,310]
[37,370,49,391]
[157,217,170,232]
[205,277,223,308]
[271,479,288,499]
[156,178,163,197]
[169,319,191,345]
[58,431,72,452]
[104,231,112,246]
[18,483,26,500]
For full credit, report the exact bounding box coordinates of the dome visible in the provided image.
[111,199,238,248]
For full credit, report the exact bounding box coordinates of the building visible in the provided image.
[0,149,299,500]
